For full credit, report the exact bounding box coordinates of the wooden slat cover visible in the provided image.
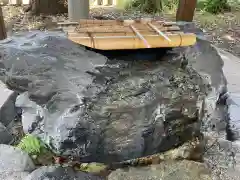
[65,19,196,50]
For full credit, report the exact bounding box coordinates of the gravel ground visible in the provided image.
[194,11,240,57]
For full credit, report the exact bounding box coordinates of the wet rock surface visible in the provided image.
[108,160,212,180]
[203,49,240,180]
[178,23,227,137]
[25,166,103,180]
[217,48,240,140]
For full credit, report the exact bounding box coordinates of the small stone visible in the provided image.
[0,144,35,172]
[25,166,104,180]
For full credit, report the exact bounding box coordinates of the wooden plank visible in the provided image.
[75,26,181,33]
[78,19,166,25]
[68,33,197,50]
[176,0,197,22]
[67,31,184,37]
[57,21,79,26]
[0,6,6,40]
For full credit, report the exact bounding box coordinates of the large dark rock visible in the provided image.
[0,25,226,163]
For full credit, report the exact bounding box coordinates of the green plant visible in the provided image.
[204,0,230,14]
[17,134,43,156]
[17,134,55,165]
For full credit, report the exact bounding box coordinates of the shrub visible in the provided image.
[126,0,163,13]
[204,0,230,14]
[125,0,181,13]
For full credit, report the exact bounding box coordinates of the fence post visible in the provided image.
[68,0,89,22]
[112,0,117,6]
[0,6,7,40]
[176,0,197,22]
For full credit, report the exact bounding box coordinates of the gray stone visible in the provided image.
[25,166,104,180]
[220,169,240,180]
[204,135,240,180]
[1,171,29,180]
[0,122,13,144]
[0,144,35,172]
[108,160,212,180]
[0,81,18,127]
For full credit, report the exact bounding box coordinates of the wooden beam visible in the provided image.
[0,6,7,40]
[176,0,197,22]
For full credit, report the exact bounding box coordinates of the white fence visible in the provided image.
[91,0,117,6]
[7,0,117,6]
[8,0,30,4]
